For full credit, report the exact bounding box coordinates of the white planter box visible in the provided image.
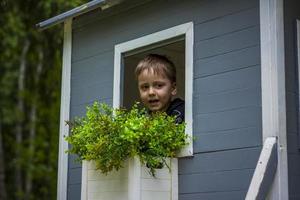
[81,158,178,200]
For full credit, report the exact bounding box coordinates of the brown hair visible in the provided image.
[135,54,176,82]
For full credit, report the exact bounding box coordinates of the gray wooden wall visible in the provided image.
[68,0,262,199]
[284,1,300,199]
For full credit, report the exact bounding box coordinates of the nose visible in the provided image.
[148,86,155,96]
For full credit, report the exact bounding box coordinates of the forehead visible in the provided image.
[137,69,169,82]
[138,68,168,78]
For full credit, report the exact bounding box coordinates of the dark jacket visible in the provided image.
[166,98,185,124]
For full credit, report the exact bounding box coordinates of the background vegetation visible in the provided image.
[0,0,88,199]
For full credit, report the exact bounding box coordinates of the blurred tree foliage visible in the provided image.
[0,0,88,199]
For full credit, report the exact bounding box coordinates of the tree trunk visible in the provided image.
[24,49,43,200]
[0,115,7,200]
[15,39,30,199]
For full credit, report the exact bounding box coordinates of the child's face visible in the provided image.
[137,69,177,112]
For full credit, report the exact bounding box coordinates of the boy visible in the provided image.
[135,54,184,124]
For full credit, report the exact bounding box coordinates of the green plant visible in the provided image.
[65,102,188,176]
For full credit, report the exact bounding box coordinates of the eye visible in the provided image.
[140,84,149,91]
[154,82,165,89]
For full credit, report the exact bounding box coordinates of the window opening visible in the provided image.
[114,22,193,156]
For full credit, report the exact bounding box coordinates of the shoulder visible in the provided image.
[166,98,185,124]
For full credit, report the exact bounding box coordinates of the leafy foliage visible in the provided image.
[66,102,188,176]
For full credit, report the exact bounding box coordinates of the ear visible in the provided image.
[171,82,177,96]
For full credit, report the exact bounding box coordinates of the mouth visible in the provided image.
[148,99,159,105]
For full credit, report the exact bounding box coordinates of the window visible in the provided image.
[113,22,194,156]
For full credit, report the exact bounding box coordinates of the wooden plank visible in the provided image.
[58,18,72,200]
[194,45,260,78]
[245,137,277,200]
[288,154,300,176]
[286,110,297,133]
[194,7,259,42]
[68,167,82,184]
[73,0,258,30]
[194,87,261,115]
[284,2,300,198]
[82,161,130,200]
[290,196,300,200]
[178,168,253,194]
[67,183,81,200]
[194,26,260,59]
[70,98,112,118]
[178,147,261,174]
[289,175,300,197]
[81,161,87,200]
[88,192,128,200]
[141,167,170,179]
[141,179,170,192]
[286,73,298,93]
[194,106,261,133]
[72,0,151,29]
[179,190,246,200]
[285,59,297,91]
[68,154,81,169]
[71,51,114,82]
[189,0,258,25]
[70,81,113,106]
[87,179,128,193]
[287,133,300,154]
[260,0,288,198]
[194,65,261,95]
[87,169,128,181]
[71,75,113,91]
[141,191,170,200]
[286,92,297,112]
[72,0,258,62]
[193,126,261,153]
[294,18,300,151]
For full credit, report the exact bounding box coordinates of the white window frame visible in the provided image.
[113,22,194,157]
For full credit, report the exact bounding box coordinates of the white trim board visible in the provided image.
[57,18,72,200]
[259,0,289,199]
[113,22,194,157]
[128,157,141,200]
[80,161,88,200]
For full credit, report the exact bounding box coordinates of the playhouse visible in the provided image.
[38,0,300,199]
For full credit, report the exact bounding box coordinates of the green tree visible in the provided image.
[0,0,88,199]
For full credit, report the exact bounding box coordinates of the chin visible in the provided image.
[149,107,161,112]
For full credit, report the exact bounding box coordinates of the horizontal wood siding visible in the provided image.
[284,1,300,199]
[68,0,261,199]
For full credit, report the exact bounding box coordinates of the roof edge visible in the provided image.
[36,0,123,30]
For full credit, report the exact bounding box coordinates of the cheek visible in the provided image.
[159,88,171,97]
[138,88,144,95]
[139,91,147,100]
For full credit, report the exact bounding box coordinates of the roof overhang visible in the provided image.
[36,0,123,30]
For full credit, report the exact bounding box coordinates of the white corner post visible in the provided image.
[260,0,289,199]
[57,18,72,200]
